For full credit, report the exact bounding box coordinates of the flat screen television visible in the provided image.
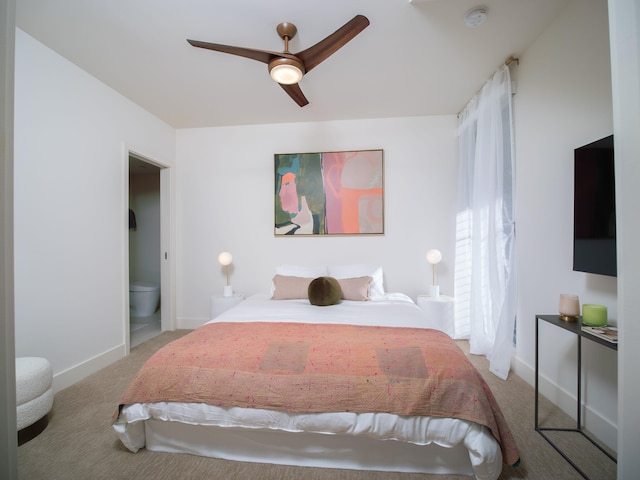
[573,134,616,277]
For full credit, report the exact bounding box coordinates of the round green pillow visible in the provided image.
[308,276,342,306]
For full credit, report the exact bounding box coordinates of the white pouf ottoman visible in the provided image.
[16,357,53,444]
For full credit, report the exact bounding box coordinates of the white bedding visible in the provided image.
[114,293,504,480]
[207,292,430,328]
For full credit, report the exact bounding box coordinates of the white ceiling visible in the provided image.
[16,0,569,129]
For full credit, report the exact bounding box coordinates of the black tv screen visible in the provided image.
[573,134,616,277]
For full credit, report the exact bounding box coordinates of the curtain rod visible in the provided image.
[457,56,520,118]
[505,56,519,67]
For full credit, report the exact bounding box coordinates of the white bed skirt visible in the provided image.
[144,419,476,475]
[114,402,503,480]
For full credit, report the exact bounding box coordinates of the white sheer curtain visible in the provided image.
[454,64,516,380]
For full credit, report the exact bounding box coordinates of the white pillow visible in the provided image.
[275,265,328,277]
[270,265,328,295]
[327,264,385,298]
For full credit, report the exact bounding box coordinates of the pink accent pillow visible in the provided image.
[271,275,314,300]
[327,265,385,298]
[337,276,372,301]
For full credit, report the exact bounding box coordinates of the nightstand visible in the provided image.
[210,294,245,319]
[416,294,455,337]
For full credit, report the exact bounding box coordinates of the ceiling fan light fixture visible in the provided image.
[269,58,305,85]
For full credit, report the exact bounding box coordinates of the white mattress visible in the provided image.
[114,293,503,480]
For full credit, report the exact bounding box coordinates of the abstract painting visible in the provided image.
[275,150,383,235]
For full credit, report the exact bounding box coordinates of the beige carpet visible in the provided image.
[18,331,616,479]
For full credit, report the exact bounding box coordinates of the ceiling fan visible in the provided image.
[187,15,370,107]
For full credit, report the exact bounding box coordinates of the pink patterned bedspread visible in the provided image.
[117,321,519,465]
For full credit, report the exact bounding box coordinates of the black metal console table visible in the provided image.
[535,314,617,479]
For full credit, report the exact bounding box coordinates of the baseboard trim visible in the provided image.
[513,355,618,452]
[53,344,126,394]
[177,317,207,330]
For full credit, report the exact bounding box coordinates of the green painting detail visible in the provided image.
[275,153,326,235]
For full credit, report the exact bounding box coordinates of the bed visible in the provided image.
[113,265,519,480]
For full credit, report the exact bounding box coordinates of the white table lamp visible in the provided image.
[218,251,233,297]
[426,249,442,298]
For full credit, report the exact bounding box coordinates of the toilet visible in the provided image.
[130,281,160,317]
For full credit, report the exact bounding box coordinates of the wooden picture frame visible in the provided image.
[275,149,384,236]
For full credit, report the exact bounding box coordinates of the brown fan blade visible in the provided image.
[187,39,298,65]
[280,83,309,107]
[296,15,369,73]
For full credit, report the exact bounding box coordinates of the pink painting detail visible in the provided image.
[322,150,383,234]
[279,172,299,214]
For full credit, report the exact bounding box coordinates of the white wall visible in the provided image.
[13,29,176,392]
[176,116,458,327]
[514,0,617,449]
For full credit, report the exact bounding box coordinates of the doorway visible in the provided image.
[127,152,174,350]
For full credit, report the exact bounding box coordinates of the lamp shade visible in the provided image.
[426,249,442,264]
[218,251,233,297]
[217,251,233,266]
[425,249,442,297]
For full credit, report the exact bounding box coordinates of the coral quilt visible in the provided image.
[117,321,519,465]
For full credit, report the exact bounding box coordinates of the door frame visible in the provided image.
[124,147,175,354]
